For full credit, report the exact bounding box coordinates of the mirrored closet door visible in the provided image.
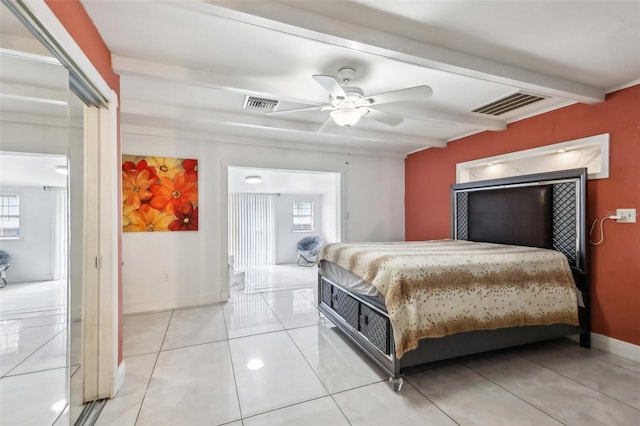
[0,3,93,424]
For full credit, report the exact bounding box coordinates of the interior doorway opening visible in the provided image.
[227,166,341,294]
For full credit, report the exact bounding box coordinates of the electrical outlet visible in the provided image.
[162,272,170,281]
[616,208,637,223]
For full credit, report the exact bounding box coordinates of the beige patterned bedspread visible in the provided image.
[318,239,579,358]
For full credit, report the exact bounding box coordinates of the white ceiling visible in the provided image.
[0,153,68,187]
[3,1,639,157]
[229,167,338,195]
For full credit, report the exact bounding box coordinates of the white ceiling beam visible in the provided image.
[122,122,409,159]
[112,55,325,105]
[0,110,81,127]
[190,1,604,104]
[121,99,447,148]
[0,81,67,105]
[114,56,502,133]
[374,105,506,131]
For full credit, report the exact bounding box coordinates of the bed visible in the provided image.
[317,168,590,391]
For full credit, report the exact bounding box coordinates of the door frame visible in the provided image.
[6,0,123,399]
[221,162,345,301]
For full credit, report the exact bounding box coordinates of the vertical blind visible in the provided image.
[228,193,277,268]
[50,187,68,280]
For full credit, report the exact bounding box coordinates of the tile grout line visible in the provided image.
[284,325,353,425]
[131,308,175,426]
[460,358,568,425]
[258,291,288,332]
[236,286,347,422]
[405,374,462,426]
[239,394,339,424]
[284,327,330,395]
[551,340,640,377]
[221,302,245,423]
[3,364,73,379]
[1,325,67,378]
[259,288,321,331]
[512,350,640,411]
[594,356,640,375]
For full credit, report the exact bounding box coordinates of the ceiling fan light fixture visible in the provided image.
[330,108,366,127]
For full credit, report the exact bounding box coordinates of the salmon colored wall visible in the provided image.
[406,85,640,346]
[45,0,123,364]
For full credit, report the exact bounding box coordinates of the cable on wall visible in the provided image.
[589,214,620,245]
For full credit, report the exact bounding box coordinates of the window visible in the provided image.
[0,195,20,238]
[293,200,313,231]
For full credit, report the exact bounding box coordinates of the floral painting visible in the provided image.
[122,155,198,232]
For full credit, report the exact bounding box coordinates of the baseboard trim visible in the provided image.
[591,332,640,362]
[123,294,223,314]
[567,332,640,363]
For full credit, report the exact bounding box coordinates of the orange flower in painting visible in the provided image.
[122,163,157,215]
[150,171,198,216]
[169,203,198,231]
[123,204,173,232]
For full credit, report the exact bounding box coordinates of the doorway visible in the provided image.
[227,166,341,294]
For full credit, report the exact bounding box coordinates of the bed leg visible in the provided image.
[580,331,591,348]
[389,377,403,392]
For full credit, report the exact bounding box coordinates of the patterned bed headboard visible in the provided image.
[451,168,588,274]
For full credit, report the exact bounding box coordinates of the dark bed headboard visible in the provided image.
[451,168,588,274]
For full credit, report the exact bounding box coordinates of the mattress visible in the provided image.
[319,260,380,297]
[318,239,580,358]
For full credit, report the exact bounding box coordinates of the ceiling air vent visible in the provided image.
[243,95,279,112]
[472,92,546,116]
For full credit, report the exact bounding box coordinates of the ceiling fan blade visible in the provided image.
[266,105,326,115]
[312,75,347,100]
[316,117,335,133]
[363,108,404,126]
[360,85,433,107]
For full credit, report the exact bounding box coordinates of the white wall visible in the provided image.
[275,194,322,264]
[1,119,84,318]
[321,174,340,244]
[0,186,54,282]
[122,131,405,313]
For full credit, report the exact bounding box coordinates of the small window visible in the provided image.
[293,200,313,232]
[0,195,20,238]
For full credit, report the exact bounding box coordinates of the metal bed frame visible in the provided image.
[318,168,590,391]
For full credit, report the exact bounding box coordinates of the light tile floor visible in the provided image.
[98,283,640,426]
[0,280,83,425]
[240,264,318,293]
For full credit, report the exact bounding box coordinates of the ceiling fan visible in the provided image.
[267,67,433,130]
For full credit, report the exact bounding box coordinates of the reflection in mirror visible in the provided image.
[0,3,86,424]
